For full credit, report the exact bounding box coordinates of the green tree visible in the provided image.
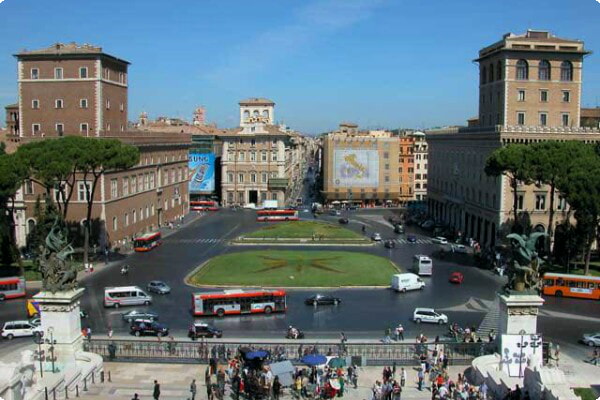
[529,141,596,255]
[79,139,139,267]
[485,144,534,233]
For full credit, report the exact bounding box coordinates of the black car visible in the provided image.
[130,319,168,337]
[407,234,417,243]
[338,217,349,224]
[188,323,223,339]
[305,294,341,306]
[384,240,396,249]
[394,224,405,234]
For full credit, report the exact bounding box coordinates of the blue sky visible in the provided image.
[1,0,599,134]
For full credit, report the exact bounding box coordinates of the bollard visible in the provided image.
[76,385,79,397]
[65,386,68,399]
[83,376,88,392]
[44,387,48,400]
[53,389,56,400]
[91,371,95,384]
[101,371,104,383]
[108,370,112,382]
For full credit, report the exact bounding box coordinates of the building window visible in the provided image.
[517,90,525,102]
[261,173,267,183]
[133,209,137,223]
[497,60,502,80]
[79,67,88,78]
[77,181,90,202]
[516,60,529,80]
[489,63,494,82]
[538,60,551,81]
[560,61,573,81]
[138,174,144,192]
[251,173,256,183]
[131,176,137,193]
[54,68,63,79]
[557,196,566,210]
[535,195,546,210]
[106,123,111,131]
[111,179,118,198]
[106,99,110,110]
[32,99,39,109]
[80,99,88,108]
[261,152,267,161]
[32,124,41,135]
[481,66,487,84]
[80,123,89,134]
[271,193,277,201]
[562,91,570,102]
[150,173,155,188]
[55,99,64,109]
[517,112,525,125]
[562,114,570,127]
[383,152,389,159]
[228,173,233,183]
[123,178,129,196]
[540,90,548,102]
[238,173,244,183]
[112,217,117,231]
[56,123,64,136]
[272,152,277,161]
[539,113,547,126]
[120,103,124,112]
[24,180,34,195]
[31,68,39,79]
[124,213,129,227]
[250,152,256,161]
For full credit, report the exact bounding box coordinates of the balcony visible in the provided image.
[268,178,289,190]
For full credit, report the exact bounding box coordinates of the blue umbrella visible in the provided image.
[301,354,327,366]
[246,350,269,360]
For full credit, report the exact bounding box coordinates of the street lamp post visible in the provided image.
[33,334,44,378]
[45,326,57,373]
[516,329,529,378]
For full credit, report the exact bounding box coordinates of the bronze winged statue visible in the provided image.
[504,232,548,293]
[38,217,78,293]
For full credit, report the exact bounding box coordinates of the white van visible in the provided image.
[391,273,425,292]
[412,255,433,276]
[104,286,152,308]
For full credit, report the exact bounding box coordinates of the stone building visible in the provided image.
[322,124,400,206]
[398,133,415,204]
[411,132,428,201]
[6,43,190,249]
[427,30,599,247]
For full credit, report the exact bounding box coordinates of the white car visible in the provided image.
[453,244,468,253]
[371,232,383,241]
[432,237,448,245]
[413,308,448,325]
[582,332,600,346]
[1,320,44,340]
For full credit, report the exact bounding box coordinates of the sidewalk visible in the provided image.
[26,211,206,289]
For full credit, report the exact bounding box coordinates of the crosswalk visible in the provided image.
[387,238,432,245]
[166,238,224,244]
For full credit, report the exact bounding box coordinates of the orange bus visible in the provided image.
[190,200,219,211]
[542,273,600,300]
[192,289,287,317]
[256,209,299,222]
[133,232,162,252]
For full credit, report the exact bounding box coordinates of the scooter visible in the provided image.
[120,264,130,275]
[285,329,305,339]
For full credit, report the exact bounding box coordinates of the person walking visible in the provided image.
[398,324,404,341]
[86,326,92,342]
[272,376,281,400]
[400,368,406,387]
[417,368,424,391]
[152,380,160,400]
[588,348,599,366]
[189,379,197,400]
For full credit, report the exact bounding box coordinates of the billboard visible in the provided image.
[333,149,379,187]
[188,153,215,193]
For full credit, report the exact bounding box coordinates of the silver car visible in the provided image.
[582,332,600,346]
[146,281,171,294]
[371,232,382,241]
[122,310,159,323]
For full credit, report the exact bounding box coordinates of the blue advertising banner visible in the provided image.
[188,153,215,193]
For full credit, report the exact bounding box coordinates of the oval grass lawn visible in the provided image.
[189,250,399,287]
[242,221,363,239]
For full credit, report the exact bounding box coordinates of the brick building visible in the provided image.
[398,133,415,204]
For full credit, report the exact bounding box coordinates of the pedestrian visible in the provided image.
[589,348,599,366]
[417,368,424,391]
[488,329,495,343]
[108,326,113,339]
[273,376,281,400]
[153,380,160,400]
[190,379,197,400]
[86,326,92,342]
[398,324,404,341]
[480,381,488,399]
[400,368,406,387]
[232,373,241,400]
[131,394,139,400]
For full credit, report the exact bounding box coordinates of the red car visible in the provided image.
[449,272,464,284]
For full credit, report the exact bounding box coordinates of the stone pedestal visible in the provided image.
[498,293,545,377]
[33,288,85,363]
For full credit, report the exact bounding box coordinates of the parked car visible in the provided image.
[449,272,464,284]
[1,320,43,340]
[384,240,396,249]
[188,322,223,339]
[146,281,171,294]
[413,308,448,325]
[130,319,168,337]
[407,235,417,243]
[371,232,382,241]
[453,244,468,253]
[420,220,435,230]
[305,294,341,306]
[29,317,41,327]
[394,224,405,234]
[432,236,448,245]
[582,332,600,347]
[122,310,159,323]
[338,217,349,224]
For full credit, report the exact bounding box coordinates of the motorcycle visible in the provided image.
[120,264,130,275]
[285,328,305,339]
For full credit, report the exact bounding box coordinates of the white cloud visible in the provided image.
[203,0,385,85]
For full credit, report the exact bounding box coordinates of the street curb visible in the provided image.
[230,241,373,247]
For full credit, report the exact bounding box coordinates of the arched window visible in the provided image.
[481,66,487,84]
[262,110,269,119]
[516,60,528,80]
[560,61,573,81]
[538,60,551,80]
[253,110,259,117]
[243,110,250,119]
[496,61,502,80]
[489,64,494,82]
[27,219,36,235]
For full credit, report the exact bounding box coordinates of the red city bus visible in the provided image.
[0,276,26,300]
[192,289,287,317]
[190,200,219,211]
[256,209,299,222]
[542,273,600,300]
[133,232,162,252]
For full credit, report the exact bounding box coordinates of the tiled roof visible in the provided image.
[238,98,275,106]
[581,108,600,118]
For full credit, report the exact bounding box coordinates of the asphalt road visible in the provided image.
[0,170,598,352]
